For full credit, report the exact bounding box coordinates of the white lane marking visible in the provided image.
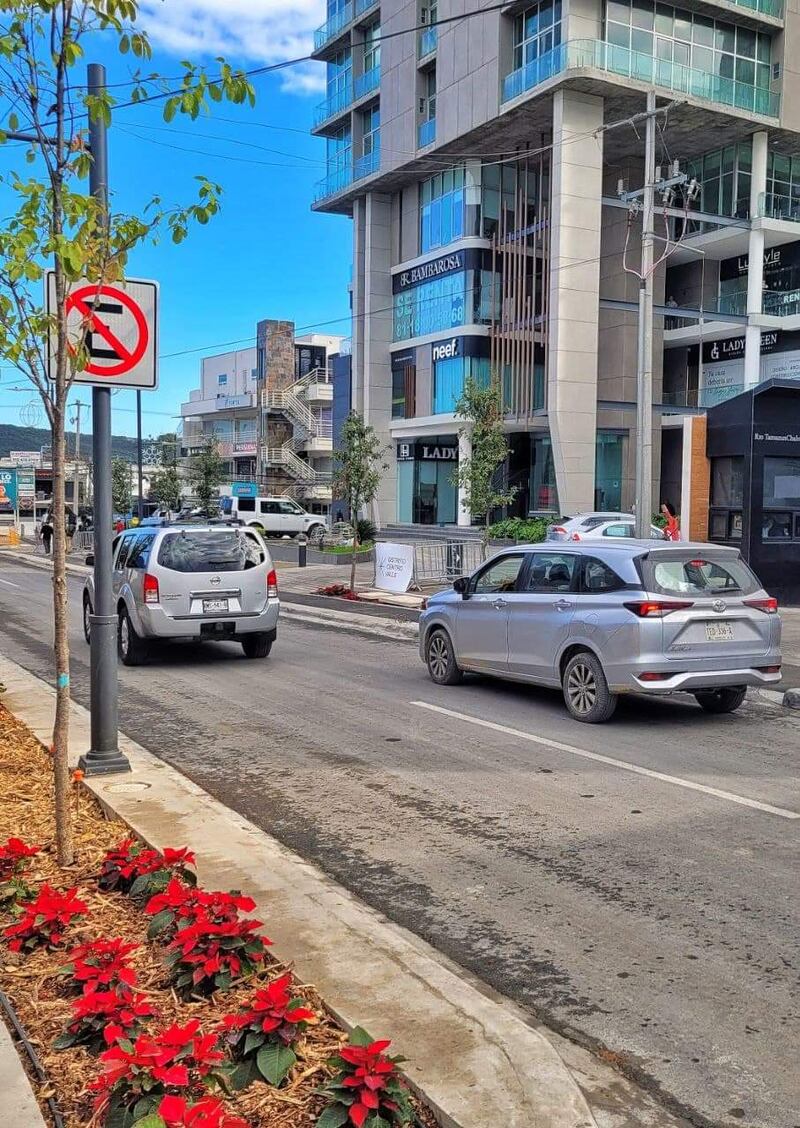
[411,700,800,821]
[0,577,21,588]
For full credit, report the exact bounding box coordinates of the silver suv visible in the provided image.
[419,542,781,723]
[82,523,279,665]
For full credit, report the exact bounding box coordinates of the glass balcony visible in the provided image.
[717,289,800,317]
[419,25,437,58]
[736,0,783,15]
[314,163,353,202]
[758,191,800,221]
[355,0,379,15]
[354,145,380,179]
[314,85,352,127]
[502,39,780,119]
[314,2,353,51]
[418,117,436,148]
[353,64,380,100]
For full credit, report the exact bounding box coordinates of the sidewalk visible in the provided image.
[0,652,690,1128]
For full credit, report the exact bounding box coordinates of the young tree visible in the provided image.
[111,457,132,515]
[147,433,182,511]
[455,376,517,556]
[187,436,224,516]
[333,412,388,592]
[0,2,255,865]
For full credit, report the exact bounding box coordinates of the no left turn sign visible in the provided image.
[46,272,158,389]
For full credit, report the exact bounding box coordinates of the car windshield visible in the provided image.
[644,554,760,597]
[157,531,261,573]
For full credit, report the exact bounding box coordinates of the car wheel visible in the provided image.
[83,596,92,645]
[241,633,272,659]
[694,686,747,714]
[425,628,462,686]
[307,524,325,546]
[118,608,149,666]
[562,651,617,723]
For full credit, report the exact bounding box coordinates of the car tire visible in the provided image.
[694,686,747,714]
[307,524,325,546]
[118,608,149,666]
[83,596,92,645]
[562,651,617,723]
[425,628,462,686]
[241,633,272,659]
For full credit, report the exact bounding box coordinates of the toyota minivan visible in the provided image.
[419,541,781,723]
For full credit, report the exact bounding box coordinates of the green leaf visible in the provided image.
[349,1026,373,1047]
[52,1032,77,1050]
[230,1060,256,1091]
[131,1116,164,1128]
[147,909,174,938]
[365,1118,391,1128]
[8,112,18,131]
[315,1106,349,1128]
[243,1030,264,1055]
[256,1042,296,1087]
[132,1095,159,1119]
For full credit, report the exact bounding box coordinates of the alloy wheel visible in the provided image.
[567,662,597,715]
[428,634,449,680]
[83,602,91,642]
[119,616,129,658]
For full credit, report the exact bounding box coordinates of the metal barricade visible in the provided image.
[411,540,483,587]
[72,529,94,553]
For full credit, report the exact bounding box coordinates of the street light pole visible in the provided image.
[136,390,144,519]
[79,62,130,777]
[634,89,657,540]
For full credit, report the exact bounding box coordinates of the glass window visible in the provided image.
[362,104,380,156]
[646,554,760,595]
[115,535,135,570]
[513,0,562,71]
[393,269,493,341]
[530,434,558,512]
[711,456,744,506]
[363,20,381,73]
[525,552,577,592]
[157,531,253,573]
[420,165,468,252]
[763,457,800,507]
[392,366,406,418]
[237,498,256,512]
[433,355,465,414]
[473,554,524,594]
[762,512,792,540]
[602,523,635,537]
[582,557,625,593]
[128,534,155,570]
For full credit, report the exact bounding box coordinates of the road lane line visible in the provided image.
[0,577,20,588]
[410,700,800,820]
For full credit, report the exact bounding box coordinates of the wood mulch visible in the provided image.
[0,704,436,1128]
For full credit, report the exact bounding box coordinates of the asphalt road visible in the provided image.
[1,560,799,1128]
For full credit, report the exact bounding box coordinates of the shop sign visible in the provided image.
[754,430,800,444]
[0,470,17,514]
[720,241,800,281]
[232,481,258,498]
[215,394,251,410]
[396,252,464,291]
[432,337,460,362]
[374,542,414,594]
[10,451,40,466]
[396,441,458,462]
[16,468,35,500]
[233,441,257,454]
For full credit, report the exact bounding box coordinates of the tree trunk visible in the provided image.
[350,527,360,594]
[51,397,74,867]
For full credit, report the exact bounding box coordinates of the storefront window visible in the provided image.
[530,434,558,512]
[711,456,744,506]
[397,459,414,522]
[396,438,458,525]
[432,356,491,414]
[595,431,624,510]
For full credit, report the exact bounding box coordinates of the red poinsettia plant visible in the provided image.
[218,973,317,1090]
[164,914,271,998]
[154,1095,250,1128]
[58,937,139,994]
[3,885,88,953]
[53,986,155,1054]
[92,1019,228,1128]
[99,839,196,900]
[317,1028,413,1128]
[145,879,256,941]
[0,837,40,907]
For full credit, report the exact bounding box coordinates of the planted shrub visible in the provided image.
[145,879,256,941]
[99,839,196,899]
[3,884,88,953]
[317,1028,413,1128]
[54,987,154,1054]
[58,937,139,994]
[165,915,271,998]
[154,1095,250,1128]
[219,973,317,1090]
[487,516,554,543]
[0,836,40,907]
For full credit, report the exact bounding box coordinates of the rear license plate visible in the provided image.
[705,621,734,641]
[202,598,228,614]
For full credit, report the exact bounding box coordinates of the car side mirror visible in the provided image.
[85,554,94,567]
[453,576,469,598]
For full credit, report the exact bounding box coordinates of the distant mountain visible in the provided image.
[0,423,139,462]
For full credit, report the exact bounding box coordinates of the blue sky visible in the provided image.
[0,1,352,440]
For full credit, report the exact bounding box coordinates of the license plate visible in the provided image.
[202,598,228,614]
[705,621,734,641]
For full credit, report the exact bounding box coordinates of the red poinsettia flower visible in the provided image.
[0,837,40,880]
[4,885,88,952]
[158,1094,250,1128]
[62,937,139,992]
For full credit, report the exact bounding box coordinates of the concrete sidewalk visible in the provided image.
[0,653,686,1128]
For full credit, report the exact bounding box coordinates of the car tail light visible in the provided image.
[570,532,581,541]
[639,671,673,681]
[624,600,694,617]
[756,665,781,673]
[143,573,159,605]
[551,526,567,537]
[267,568,278,599]
[744,597,778,614]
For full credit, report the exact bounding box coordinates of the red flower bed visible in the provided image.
[3,884,88,952]
[165,914,271,998]
[99,839,196,899]
[315,584,360,601]
[219,973,317,1089]
[157,1095,249,1128]
[54,987,155,1054]
[145,878,256,940]
[59,937,139,993]
[318,1028,413,1128]
[0,836,40,907]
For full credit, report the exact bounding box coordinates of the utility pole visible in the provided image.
[635,89,657,539]
[78,63,130,777]
[136,390,144,519]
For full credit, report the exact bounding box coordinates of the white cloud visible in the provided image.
[137,0,327,93]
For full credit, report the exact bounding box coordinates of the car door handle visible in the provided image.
[554,599,573,611]
[492,598,508,610]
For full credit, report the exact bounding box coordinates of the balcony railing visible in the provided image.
[314,0,379,52]
[758,191,800,222]
[355,145,380,178]
[316,145,380,201]
[718,288,800,317]
[502,39,780,118]
[418,117,436,148]
[737,0,783,16]
[353,64,380,100]
[314,84,352,127]
[419,25,437,58]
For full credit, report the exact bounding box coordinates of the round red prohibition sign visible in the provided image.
[67,284,149,378]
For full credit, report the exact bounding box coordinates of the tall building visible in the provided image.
[310,0,800,537]
[181,323,344,515]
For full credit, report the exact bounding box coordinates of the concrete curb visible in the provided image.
[0,1014,48,1128]
[0,652,598,1128]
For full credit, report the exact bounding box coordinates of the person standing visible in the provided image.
[661,500,680,541]
[41,510,53,555]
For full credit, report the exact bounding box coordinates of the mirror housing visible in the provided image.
[453,576,469,598]
[85,554,94,567]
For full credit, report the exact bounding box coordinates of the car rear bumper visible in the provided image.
[135,600,279,639]
[609,660,782,694]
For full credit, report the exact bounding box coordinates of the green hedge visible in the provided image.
[487,516,556,543]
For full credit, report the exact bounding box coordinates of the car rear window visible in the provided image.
[644,553,761,597]
[157,531,264,573]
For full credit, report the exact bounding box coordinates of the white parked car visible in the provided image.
[578,518,666,541]
[220,496,327,542]
[547,512,632,541]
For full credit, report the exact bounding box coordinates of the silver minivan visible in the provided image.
[83,523,279,665]
[419,542,781,723]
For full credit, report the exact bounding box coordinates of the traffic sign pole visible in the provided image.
[79,62,130,778]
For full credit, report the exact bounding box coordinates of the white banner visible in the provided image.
[374,542,414,594]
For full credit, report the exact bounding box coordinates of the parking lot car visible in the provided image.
[82,523,279,665]
[547,512,631,541]
[577,518,666,540]
[419,542,781,723]
[219,496,327,543]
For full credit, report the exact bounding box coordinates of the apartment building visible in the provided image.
[310,0,800,540]
[181,323,345,515]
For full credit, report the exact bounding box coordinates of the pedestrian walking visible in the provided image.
[41,510,53,555]
[661,500,680,541]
